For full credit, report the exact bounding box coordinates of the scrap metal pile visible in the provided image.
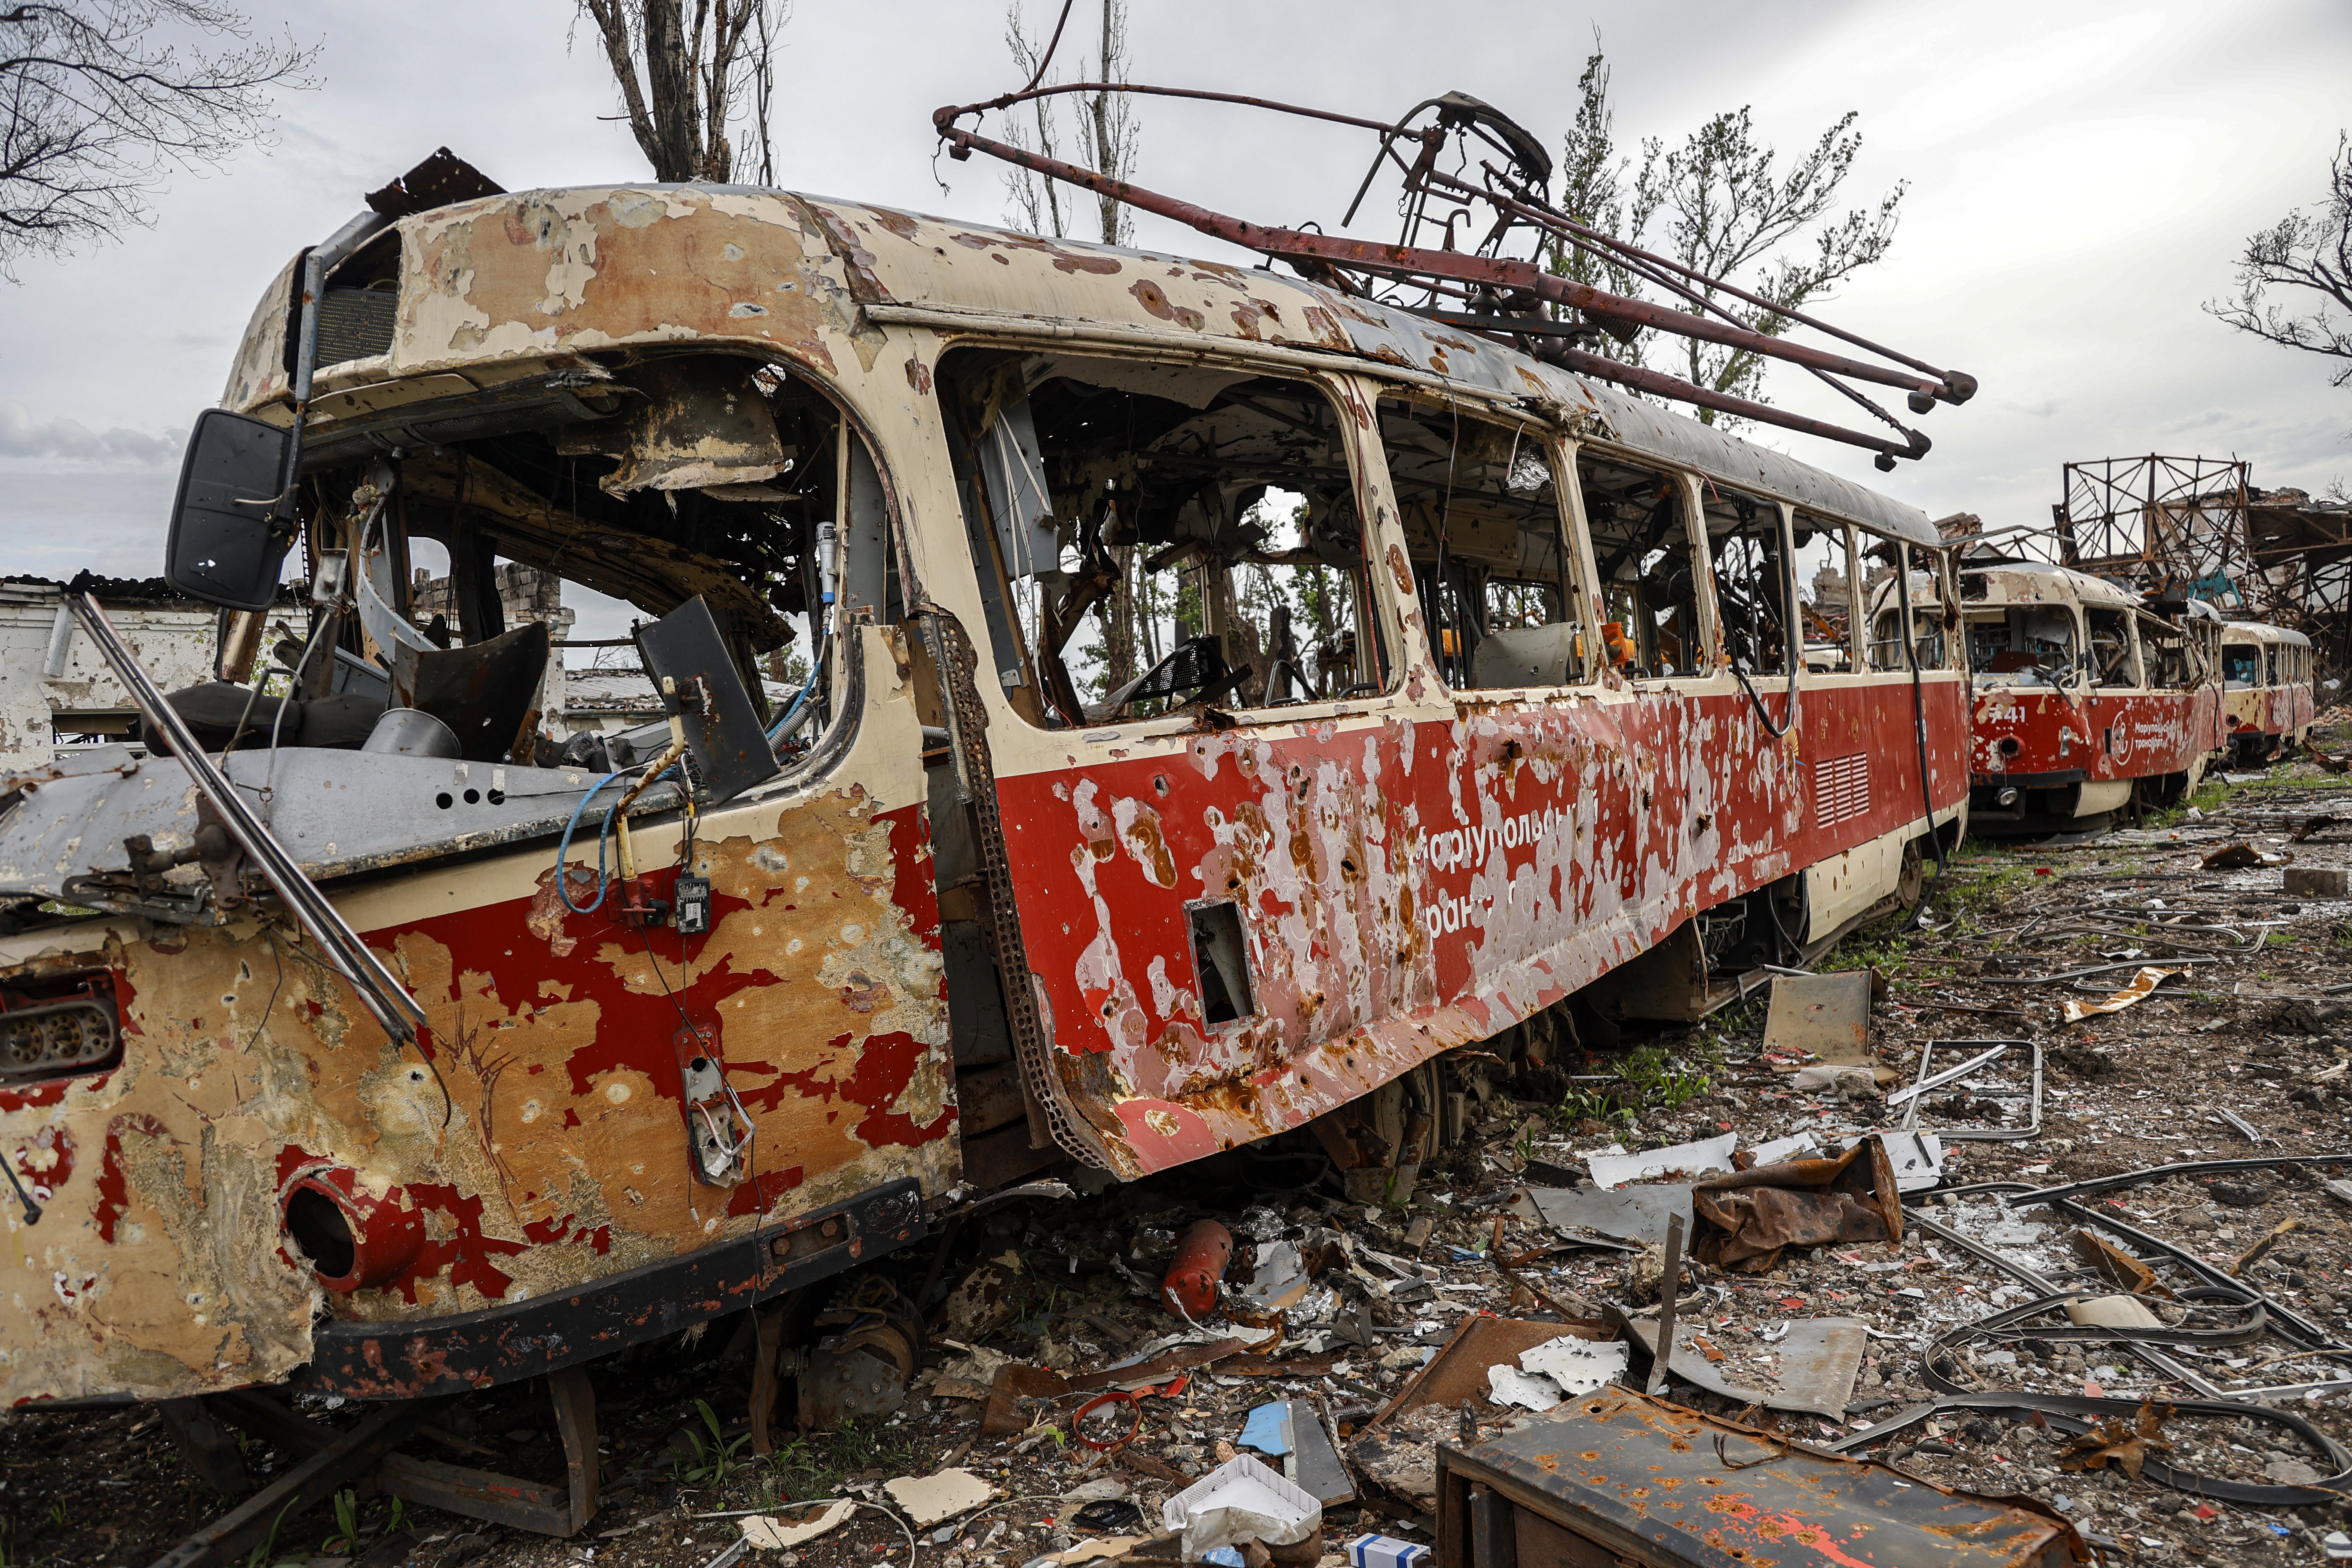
[15,750,2352,1562]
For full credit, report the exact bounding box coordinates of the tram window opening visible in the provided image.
[1375,400,1583,690]
[937,351,1381,727]
[2268,646,2284,686]
[1870,544,1949,672]
[1790,513,1857,673]
[1700,485,1793,676]
[2138,613,2205,690]
[256,353,837,768]
[1580,452,1703,679]
[2223,644,2260,688]
[1963,604,2077,687]
[2086,606,2137,687]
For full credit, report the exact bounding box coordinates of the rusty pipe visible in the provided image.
[610,738,686,884]
[932,122,1939,461]
[940,83,1975,404]
[1429,165,1976,403]
[1542,345,1929,466]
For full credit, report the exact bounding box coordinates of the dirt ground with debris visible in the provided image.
[18,723,2352,1568]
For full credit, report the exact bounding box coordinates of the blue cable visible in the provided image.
[766,668,821,744]
[556,770,626,914]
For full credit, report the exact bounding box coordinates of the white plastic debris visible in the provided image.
[739,1500,854,1551]
[1743,1133,1824,1166]
[884,1467,995,1528]
[1520,1335,1629,1396]
[1163,1455,1321,1559]
[1486,1364,1565,1411]
[1584,1133,1736,1191]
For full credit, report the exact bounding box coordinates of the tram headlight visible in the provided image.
[1995,787,2021,807]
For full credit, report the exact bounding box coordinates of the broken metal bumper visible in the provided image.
[294,1178,927,1399]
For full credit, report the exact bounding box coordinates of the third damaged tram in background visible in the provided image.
[1955,558,2223,833]
[2220,619,2317,766]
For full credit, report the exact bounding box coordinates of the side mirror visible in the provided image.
[164,409,296,611]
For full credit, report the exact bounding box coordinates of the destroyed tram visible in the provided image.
[0,163,1966,1468]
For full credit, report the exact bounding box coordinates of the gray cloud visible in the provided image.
[0,405,179,464]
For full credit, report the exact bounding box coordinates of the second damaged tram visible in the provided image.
[1954,559,2224,834]
[0,177,1965,1512]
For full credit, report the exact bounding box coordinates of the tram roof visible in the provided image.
[223,185,1943,551]
[2220,619,2311,646]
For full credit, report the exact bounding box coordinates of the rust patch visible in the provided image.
[1129,280,1204,330]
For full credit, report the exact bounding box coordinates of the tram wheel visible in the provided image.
[1895,839,1926,911]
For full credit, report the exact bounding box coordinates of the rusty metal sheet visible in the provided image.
[1761,971,1871,1066]
[1368,1315,1617,1432]
[1620,1315,1864,1419]
[1436,1386,2086,1567]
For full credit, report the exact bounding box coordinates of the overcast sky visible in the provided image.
[4,0,2349,641]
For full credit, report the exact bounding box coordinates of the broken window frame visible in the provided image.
[2084,603,2140,689]
[1574,445,1717,683]
[929,345,1402,735]
[1790,511,1863,675]
[292,348,885,783]
[1696,479,1799,681]
[1866,534,1955,674]
[1376,393,1592,695]
[2134,609,2210,692]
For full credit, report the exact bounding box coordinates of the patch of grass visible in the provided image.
[1557,1085,1631,1128]
[1556,1045,1713,1124]
[320,1488,363,1554]
[765,1417,921,1503]
[673,1398,753,1489]
[241,1502,303,1568]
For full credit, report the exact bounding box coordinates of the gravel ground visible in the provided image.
[16,723,2352,1568]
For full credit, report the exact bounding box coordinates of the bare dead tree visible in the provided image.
[1002,0,1134,245]
[0,0,317,280]
[576,0,788,185]
[2208,135,2352,386]
[1550,46,1904,425]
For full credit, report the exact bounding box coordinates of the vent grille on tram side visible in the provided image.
[314,287,398,366]
[1815,753,1871,830]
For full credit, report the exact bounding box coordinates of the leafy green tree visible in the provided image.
[1549,46,1905,425]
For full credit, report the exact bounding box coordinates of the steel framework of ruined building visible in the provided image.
[2049,455,2255,606]
[2028,454,2352,673]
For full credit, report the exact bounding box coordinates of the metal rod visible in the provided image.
[1646,1213,1685,1396]
[931,118,1940,461]
[67,594,426,1046]
[1427,165,1974,395]
[1904,1210,2227,1399]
